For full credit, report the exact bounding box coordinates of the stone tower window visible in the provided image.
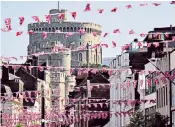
[33,28,36,31]
[59,27,62,32]
[63,27,66,32]
[78,27,80,31]
[56,27,58,30]
[45,28,48,32]
[85,28,86,32]
[90,28,92,33]
[74,27,77,32]
[52,27,55,32]
[39,28,41,31]
[87,28,89,33]
[67,27,69,32]
[49,28,51,32]
[42,28,44,31]
[70,27,73,32]
[36,28,38,31]
[79,53,82,61]
[80,42,81,45]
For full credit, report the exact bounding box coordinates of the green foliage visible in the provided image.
[127,110,169,127]
[16,123,24,127]
[126,110,145,127]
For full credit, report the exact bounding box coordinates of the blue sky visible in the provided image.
[1,1,175,63]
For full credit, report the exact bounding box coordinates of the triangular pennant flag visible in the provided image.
[70,12,76,19]
[19,17,24,25]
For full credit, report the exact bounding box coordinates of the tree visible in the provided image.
[127,111,169,127]
[146,112,169,127]
[126,110,145,127]
[16,123,24,127]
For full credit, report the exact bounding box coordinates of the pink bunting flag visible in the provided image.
[152,3,161,6]
[65,33,73,38]
[111,7,117,12]
[78,29,85,35]
[103,33,108,37]
[92,32,97,36]
[19,17,24,25]
[126,5,132,9]
[70,12,76,19]
[16,31,23,36]
[113,29,120,34]
[45,14,51,24]
[58,13,64,20]
[112,41,116,48]
[137,41,142,47]
[101,43,108,48]
[98,9,104,13]
[140,3,148,6]
[32,16,40,22]
[1,28,10,32]
[4,18,11,26]
[84,3,91,11]
[43,32,47,39]
[27,30,35,35]
[140,33,147,37]
[171,1,175,4]
[129,29,135,34]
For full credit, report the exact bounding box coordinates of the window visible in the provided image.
[166,86,168,105]
[157,90,159,108]
[79,53,82,61]
[59,27,62,32]
[39,28,41,31]
[63,27,66,32]
[36,28,38,31]
[74,27,77,32]
[45,28,48,32]
[56,27,58,30]
[49,28,51,32]
[145,72,156,95]
[163,86,165,106]
[87,28,89,33]
[94,54,96,63]
[42,28,44,31]
[90,28,92,33]
[52,27,55,32]
[67,27,69,32]
[70,27,73,32]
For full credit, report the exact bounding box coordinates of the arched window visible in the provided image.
[45,28,48,32]
[85,28,86,32]
[79,53,82,61]
[59,27,62,32]
[36,28,38,31]
[52,27,55,32]
[67,27,69,32]
[80,42,81,45]
[78,27,80,31]
[63,27,66,32]
[70,27,73,32]
[42,28,44,31]
[56,27,58,30]
[87,28,89,33]
[39,28,41,31]
[94,54,96,63]
[49,28,51,32]
[74,27,77,32]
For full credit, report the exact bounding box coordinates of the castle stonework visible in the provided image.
[27,8,102,68]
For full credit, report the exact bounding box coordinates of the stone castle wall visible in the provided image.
[28,21,102,66]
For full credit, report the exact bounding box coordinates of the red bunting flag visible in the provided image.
[113,29,120,34]
[16,31,23,36]
[19,17,24,25]
[129,29,135,34]
[103,33,108,37]
[111,7,117,12]
[43,32,47,39]
[4,18,11,26]
[126,5,132,9]
[98,9,104,13]
[84,3,91,11]
[171,1,175,4]
[70,12,77,19]
[32,16,40,22]
[27,30,35,35]
[152,3,161,6]
[45,14,51,24]
[59,13,64,20]
[112,41,116,48]
[140,3,148,6]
